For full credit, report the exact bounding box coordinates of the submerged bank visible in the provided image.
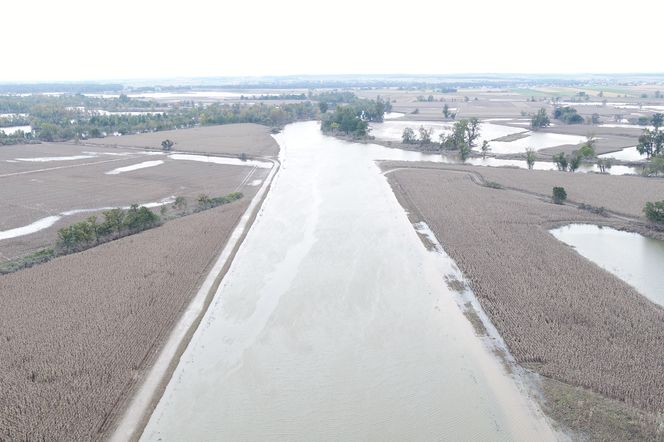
[141,121,554,441]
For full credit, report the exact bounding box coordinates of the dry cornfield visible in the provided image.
[0,199,249,441]
[385,165,664,418]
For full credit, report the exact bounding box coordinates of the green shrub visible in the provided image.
[552,186,567,204]
[644,201,664,224]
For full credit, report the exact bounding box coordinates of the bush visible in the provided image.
[484,181,503,189]
[644,201,664,224]
[552,186,567,204]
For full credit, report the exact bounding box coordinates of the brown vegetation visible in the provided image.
[0,154,265,259]
[0,199,249,441]
[85,123,279,157]
[384,164,664,437]
[382,161,664,219]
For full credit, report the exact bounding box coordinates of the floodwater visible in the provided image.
[0,197,175,241]
[169,153,272,168]
[598,146,646,162]
[0,125,32,135]
[551,224,664,307]
[369,120,586,154]
[105,160,165,175]
[142,121,554,441]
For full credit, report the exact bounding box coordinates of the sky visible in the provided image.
[2,0,663,82]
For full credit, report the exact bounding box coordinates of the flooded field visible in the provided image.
[551,224,664,307]
[369,120,586,154]
[598,146,646,162]
[0,125,32,135]
[141,121,554,441]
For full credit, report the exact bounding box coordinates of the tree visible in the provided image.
[525,148,536,170]
[318,102,329,113]
[644,201,664,224]
[459,142,472,162]
[480,140,490,159]
[418,126,433,145]
[568,154,581,172]
[161,139,174,151]
[442,104,450,119]
[643,155,664,176]
[197,194,212,210]
[652,113,664,129]
[637,127,664,158]
[597,157,613,174]
[402,127,416,144]
[466,118,481,148]
[553,153,568,171]
[531,108,550,130]
[173,196,187,212]
[102,208,126,237]
[552,187,567,204]
[554,106,583,124]
[578,135,596,159]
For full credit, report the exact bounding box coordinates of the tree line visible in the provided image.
[0,94,318,145]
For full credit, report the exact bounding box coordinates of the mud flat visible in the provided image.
[383,163,664,440]
[141,122,555,441]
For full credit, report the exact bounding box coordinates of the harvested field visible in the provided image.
[0,199,250,441]
[85,123,279,158]
[384,164,664,437]
[0,144,268,259]
[383,162,664,220]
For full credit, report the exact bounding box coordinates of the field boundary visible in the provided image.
[108,157,280,442]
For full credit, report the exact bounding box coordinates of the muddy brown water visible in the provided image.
[141,121,555,441]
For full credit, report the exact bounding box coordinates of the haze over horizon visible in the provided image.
[3,0,664,82]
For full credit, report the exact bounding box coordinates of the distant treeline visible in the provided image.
[0,83,123,94]
[0,94,318,145]
[240,93,307,100]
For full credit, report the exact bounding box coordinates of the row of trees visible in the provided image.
[552,137,596,172]
[54,191,244,258]
[57,205,160,254]
[401,118,485,161]
[196,192,243,211]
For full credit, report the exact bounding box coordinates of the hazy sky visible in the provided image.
[3,0,663,82]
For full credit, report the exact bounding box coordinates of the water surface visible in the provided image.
[551,224,664,307]
[142,121,553,441]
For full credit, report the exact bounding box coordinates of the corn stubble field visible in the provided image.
[0,124,278,440]
[0,199,249,441]
[385,165,664,437]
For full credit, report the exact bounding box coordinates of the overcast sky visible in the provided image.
[3,0,662,82]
